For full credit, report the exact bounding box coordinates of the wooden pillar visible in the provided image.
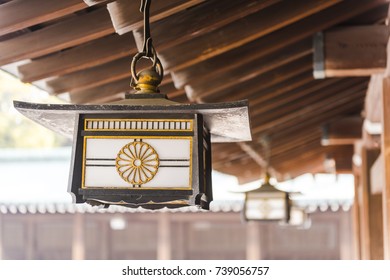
[352,144,362,259]
[358,147,383,259]
[246,222,262,260]
[72,213,85,260]
[381,77,390,259]
[339,210,354,260]
[157,212,171,260]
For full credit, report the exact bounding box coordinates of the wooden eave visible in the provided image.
[1,0,389,183]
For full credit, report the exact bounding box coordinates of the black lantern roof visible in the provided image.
[14,97,251,143]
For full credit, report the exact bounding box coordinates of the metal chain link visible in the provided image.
[131,0,164,87]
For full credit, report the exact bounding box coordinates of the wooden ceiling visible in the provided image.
[1,0,389,183]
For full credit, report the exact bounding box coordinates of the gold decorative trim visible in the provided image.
[116,141,159,185]
[84,118,193,132]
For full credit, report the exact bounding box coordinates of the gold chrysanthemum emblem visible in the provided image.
[116,141,159,185]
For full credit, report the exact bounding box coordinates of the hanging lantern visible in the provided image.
[279,206,312,229]
[13,0,251,210]
[242,173,290,222]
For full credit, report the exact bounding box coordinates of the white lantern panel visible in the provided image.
[245,198,286,220]
[83,137,192,189]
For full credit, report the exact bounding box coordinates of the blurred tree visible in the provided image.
[0,71,70,148]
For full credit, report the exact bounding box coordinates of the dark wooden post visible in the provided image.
[381,77,390,259]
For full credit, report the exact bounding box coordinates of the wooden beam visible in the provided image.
[158,0,342,72]
[133,0,281,51]
[352,141,363,259]
[18,33,136,82]
[70,78,130,103]
[0,0,87,37]
[250,78,341,116]
[370,152,385,194]
[69,75,173,103]
[332,145,354,172]
[76,79,186,104]
[45,57,131,94]
[314,26,388,78]
[381,76,390,259]
[107,0,206,35]
[269,95,365,143]
[276,154,325,179]
[365,74,385,124]
[170,0,385,88]
[251,83,367,134]
[185,42,312,101]
[251,79,367,124]
[193,56,312,103]
[272,138,322,164]
[322,116,363,146]
[270,131,321,159]
[0,8,113,66]
[206,69,313,104]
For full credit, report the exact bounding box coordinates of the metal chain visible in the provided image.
[131,0,163,87]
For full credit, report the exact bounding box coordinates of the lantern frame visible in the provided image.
[242,175,290,222]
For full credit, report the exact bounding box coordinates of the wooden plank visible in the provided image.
[332,145,354,172]
[321,117,364,146]
[0,8,113,66]
[251,79,367,123]
[69,75,174,103]
[193,56,312,103]
[69,78,130,103]
[251,82,367,132]
[269,95,365,143]
[107,0,206,35]
[158,0,342,72]
[170,0,385,88]
[252,87,367,135]
[271,137,322,162]
[270,131,322,159]
[359,147,382,259]
[250,78,341,116]
[314,26,388,78]
[273,147,326,175]
[369,193,384,259]
[45,57,131,94]
[133,0,281,50]
[185,41,312,101]
[353,141,363,259]
[18,33,136,82]
[381,76,390,259]
[276,154,325,179]
[0,0,87,37]
[365,74,385,123]
[206,70,313,104]
[87,82,185,104]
